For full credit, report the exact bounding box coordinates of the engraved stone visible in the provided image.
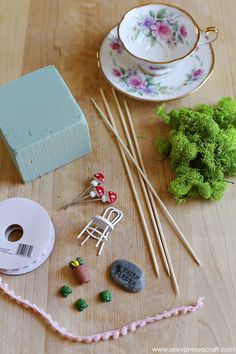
[109,259,145,293]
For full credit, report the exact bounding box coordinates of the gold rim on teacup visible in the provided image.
[117,2,218,65]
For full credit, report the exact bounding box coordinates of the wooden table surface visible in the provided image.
[0,1,235,353]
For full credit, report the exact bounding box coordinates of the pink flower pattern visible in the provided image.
[192,68,203,79]
[180,25,187,38]
[183,67,204,85]
[153,22,172,39]
[128,75,144,89]
[112,68,121,77]
[133,8,189,48]
[109,38,123,53]
[111,66,168,96]
[110,63,204,97]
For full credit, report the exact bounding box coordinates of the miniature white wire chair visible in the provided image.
[77,207,123,255]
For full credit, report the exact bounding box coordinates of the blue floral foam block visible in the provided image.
[0,65,92,182]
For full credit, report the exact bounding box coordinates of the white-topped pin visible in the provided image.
[63,172,105,209]
[77,185,105,203]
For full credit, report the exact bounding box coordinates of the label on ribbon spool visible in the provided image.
[0,198,55,275]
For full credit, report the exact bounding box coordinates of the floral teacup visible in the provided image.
[118,3,218,76]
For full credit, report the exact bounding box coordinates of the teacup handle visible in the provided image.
[198,26,218,45]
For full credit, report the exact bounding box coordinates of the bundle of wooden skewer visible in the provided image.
[91,88,201,295]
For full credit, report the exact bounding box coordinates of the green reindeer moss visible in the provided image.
[156,97,236,202]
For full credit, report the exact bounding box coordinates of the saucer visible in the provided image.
[98,26,215,102]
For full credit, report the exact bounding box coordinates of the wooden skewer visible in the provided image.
[99,90,160,278]
[91,97,201,267]
[123,98,179,295]
[111,89,170,277]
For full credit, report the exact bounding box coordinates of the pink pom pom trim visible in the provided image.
[0,277,204,344]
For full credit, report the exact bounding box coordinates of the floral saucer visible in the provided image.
[98,26,215,102]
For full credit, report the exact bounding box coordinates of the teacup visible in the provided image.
[118,3,218,76]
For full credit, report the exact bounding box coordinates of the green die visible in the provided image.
[100,290,112,302]
[75,298,88,312]
[60,285,72,298]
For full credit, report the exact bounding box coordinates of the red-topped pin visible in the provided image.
[93,173,104,184]
[108,191,117,204]
[101,191,117,204]
[89,186,105,198]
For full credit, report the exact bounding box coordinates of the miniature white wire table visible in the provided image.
[77,207,123,255]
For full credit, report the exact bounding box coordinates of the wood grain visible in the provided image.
[0,1,235,353]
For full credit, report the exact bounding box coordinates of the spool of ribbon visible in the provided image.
[0,198,55,275]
